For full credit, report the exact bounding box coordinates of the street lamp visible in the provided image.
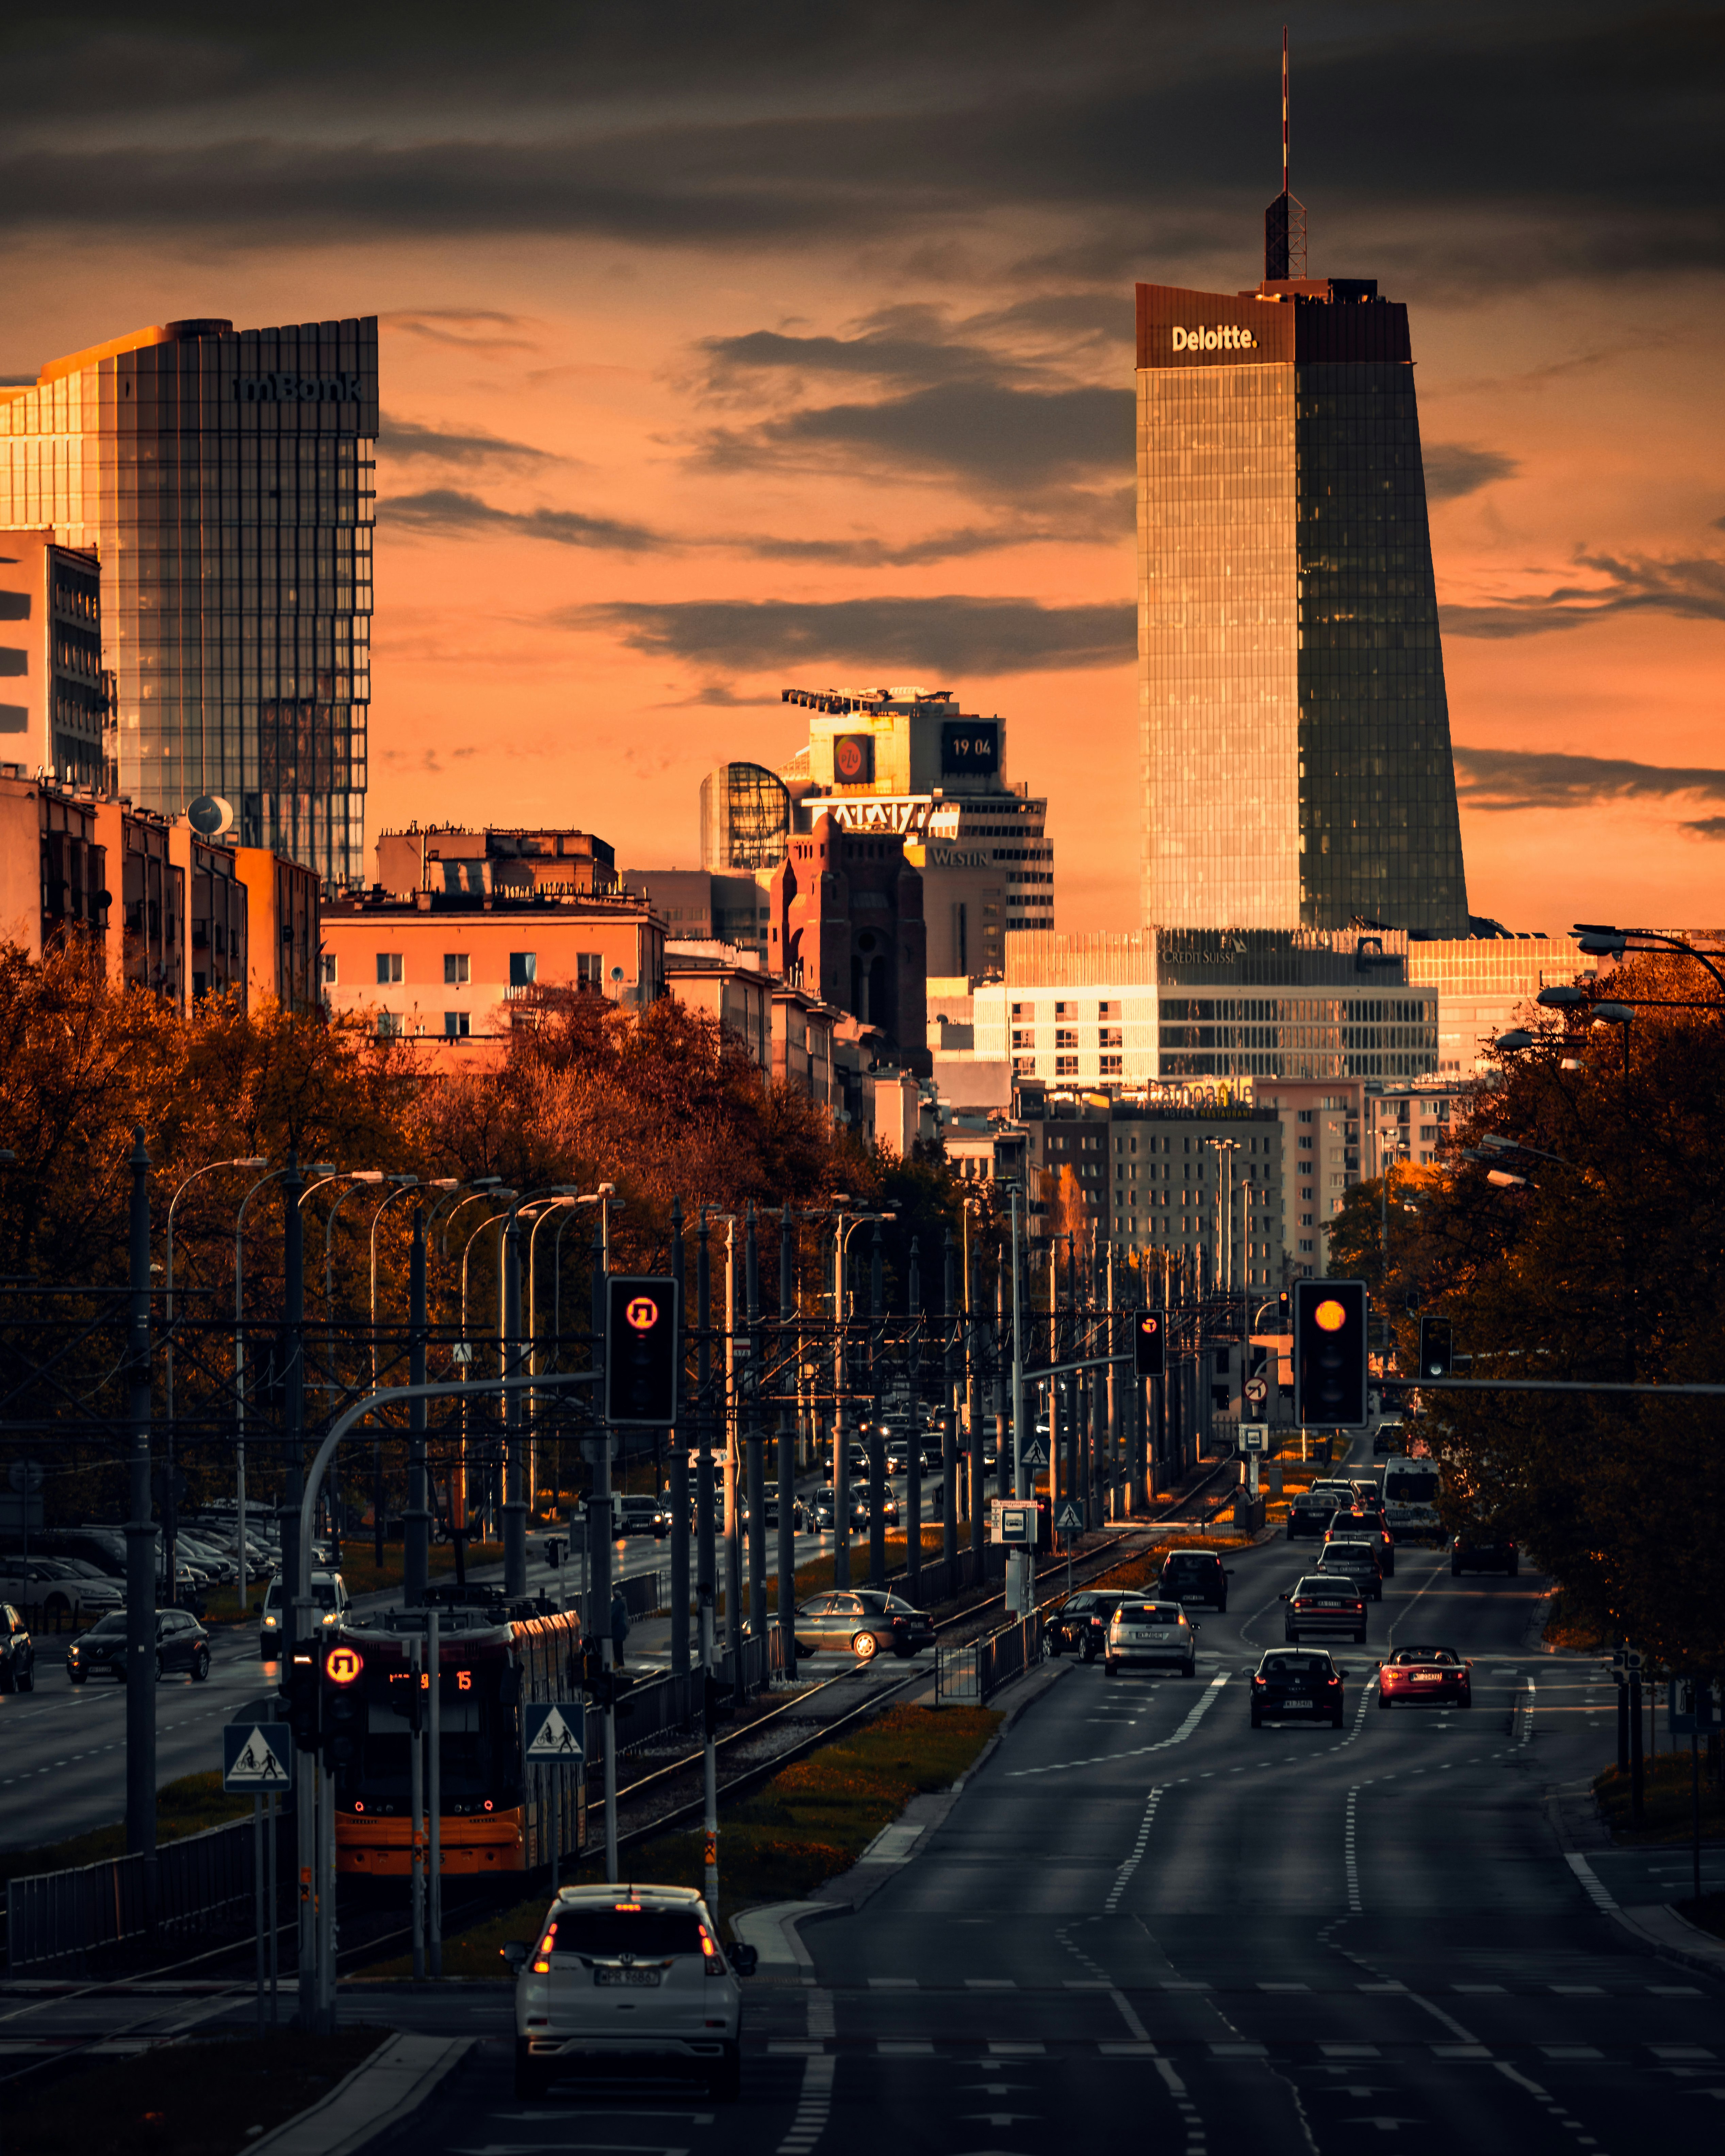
[1574,923,1725,1001]
[163,1155,270,1599]
[1493,1029,1535,1052]
[367,1176,422,1563]
[457,1198,518,1542]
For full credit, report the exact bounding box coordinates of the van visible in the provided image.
[258,1570,350,1657]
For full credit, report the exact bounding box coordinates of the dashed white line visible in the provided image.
[1007,1675,1229,1779]
[1105,1786,1165,1913]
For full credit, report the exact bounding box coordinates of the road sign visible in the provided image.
[1021,1435,1050,1469]
[1669,1678,1721,1735]
[1054,1498,1083,1534]
[990,1499,1038,1546]
[450,1343,474,1365]
[1243,1377,1269,1407]
[1239,1423,1268,1454]
[7,1459,43,1495]
[524,1700,587,1764]
[223,1721,293,1791]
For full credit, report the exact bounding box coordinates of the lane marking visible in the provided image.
[1344,1787,1362,1912]
[775,2049,835,2156]
[1565,1852,1617,1912]
[1105,1786,1165,1914]
[1007,1675,1229,1778]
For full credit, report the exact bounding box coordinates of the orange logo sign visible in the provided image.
[625,1295,660,1333]
[325,1646,363,1686]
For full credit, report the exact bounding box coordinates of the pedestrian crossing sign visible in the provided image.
[1054,1499,1083,1533]
[1021,1436,1050,1469]
[223,1721,293,1791]
[524,1700,587,1764]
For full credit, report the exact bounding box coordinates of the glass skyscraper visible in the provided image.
[1137,260,1468,936]
[0,317,376,886]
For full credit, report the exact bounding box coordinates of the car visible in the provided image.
[505,1883,757,2100]
[66,1608,211,1684]
[1315,1538,1384,1601]
[258,1570,350,1656]
[1287,1490,1344,1540]
[1104,1599,1199,1677]
[1452,1533,1518,1576]
[1250,1648,1347,1727]
[1046,1589,1132,1661]
[1281,1575,1367,1643]
[916,1443,944,1476]
[792,1589,935,1661]
[0,1557,123,1630]
[860,1487,901,1527]
[808,1486,866,1533]
[1328,1506,1396,1574]
[1158,1548,1231,1611]
[1377,1643,1473,1709]
[756,1486,806,1533]
[1,1603,35,1691]
[615,1495,671,1539]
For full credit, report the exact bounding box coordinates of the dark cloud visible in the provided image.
[1423,443,1518,501]
[698,320,1017,392]
[377,487,664,553]
[1443,550,1725,637]
[0,6,1714,289]
[1453,745,1725,812]
[378,415,557,466]
[560,595,1135,674]
[700,380,1134,494]
[1681,816,1725,839]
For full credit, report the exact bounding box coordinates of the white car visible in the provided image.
[257,1570,349,1656]
[0,1558,123,1630]
[1103,1598,1199,1678]
[506,1884,757,2100]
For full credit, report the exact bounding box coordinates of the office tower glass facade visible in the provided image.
[1137,279,1468,937]
[0,317,376,886]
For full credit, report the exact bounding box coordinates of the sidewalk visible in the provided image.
[243,2031,474,2156]
[1548,1774,1725,1981]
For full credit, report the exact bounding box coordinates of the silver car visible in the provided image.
[1103,1598,1199,1677]
[506,1884,757,2100]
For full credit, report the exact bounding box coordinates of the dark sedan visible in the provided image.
[1159,1549,1231,1611]
[793,1590,935,1662]
[1047,1590,1131,1661]
[1282,1576,1367,1643]
[1,1603,35,1692]
[1453,1533,1518,1576]
[1315,1538,1384,1602]
[66,1608,212,1685]
[1251,1648,1348,1728]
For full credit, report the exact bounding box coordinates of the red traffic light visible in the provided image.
[1313,1298,1348,1333]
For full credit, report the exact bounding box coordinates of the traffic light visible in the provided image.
[322,1643,366,1769]
[288,1653,321,1754]
[1134,1311,1165,1379]
[1293,1279,1369,1428]
[605,1276,682,1426]
[1417,1315,1453,1380]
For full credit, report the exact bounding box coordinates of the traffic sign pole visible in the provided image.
[410,1637,425,1981]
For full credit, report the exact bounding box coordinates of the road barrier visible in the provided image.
[5,1811,266,1972]
[933,1613,1042,1707]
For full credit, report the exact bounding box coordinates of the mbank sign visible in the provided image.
[233,372,366,403]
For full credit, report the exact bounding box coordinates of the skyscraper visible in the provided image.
[1137,190,1468,935]
[0,317,376,886]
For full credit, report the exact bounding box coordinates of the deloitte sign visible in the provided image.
[1171,326,1259,353]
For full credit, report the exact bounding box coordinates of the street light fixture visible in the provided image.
[1536,985,1589,1011]
[1493,1029,1535,1052]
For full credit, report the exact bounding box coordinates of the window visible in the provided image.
[1055,1029,1077,1049]
[443,952,470,985]
[577,952,603,987]
[1298,1134,1314,1150]
[1055,1055,1078,1076]
[444,1012,470,1038]
[509,952,537,987]
[376,1011,403,1038]
[1300,1212,1314,1227]
[376,952,402,985]
[318,953,338,987]
[1012,1029,1033,1049]
[1299,1237,1315,1253]
[1101,1055,1123,1076]
[1013,1055,1035,1075]
[1100,1028,1122,1048]
[1298,1109,1314,1124]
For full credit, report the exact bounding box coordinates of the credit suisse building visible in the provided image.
[1137,272,1468,938]
[0,318,377,886]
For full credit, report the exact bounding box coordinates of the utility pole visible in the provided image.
[124,1130,157,1923]
[868,1220,885,1587]
[405,1211,429,1605]
[590,1213,617,1881]
[724,1223,743,1697]
[1009,1185,1027,1615]
[942,1227,959,1572]
[669,1197,690,1676]
[745,1207,766,1646]
[832,1210,850,1591]
[696,1206,719,1921]
[906,1236,922,1605]
[777,1205,796,1679]
[502,1206,528,1599]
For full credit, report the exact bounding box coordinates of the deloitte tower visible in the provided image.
[1136,169,1469,936]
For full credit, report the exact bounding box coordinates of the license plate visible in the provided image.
[1282,1700,1314,1711]
[1412,1674,1441,1684]
[595,1968,661,1987]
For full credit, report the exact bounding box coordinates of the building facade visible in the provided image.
[0,531,112,789]
[700,762,792,872]
[0,317,378,886]
[377,824,616,901]
[619,868,772,959]
[1137,262,1468,937]
[1406,933,1594,1076]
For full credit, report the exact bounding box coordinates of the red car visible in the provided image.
[1376,1644,1472,1709]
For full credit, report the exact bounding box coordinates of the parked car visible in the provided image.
[67,1608,211,1684]
[257,1570,350,1656]
[1104,1599,1199,1678]
[1250,1647,1347,1727]
[792,1589,935,1661]
[1452,1533,1518,1576]
[505,1884,756,2100]
[1047,1589,1131,1661]
[1158,1549,1231,1611]
[0,1557,122,1630]
[1281,1575,1367,1643]
[1,1603,35,1691]
[1376,1644,1473,1709]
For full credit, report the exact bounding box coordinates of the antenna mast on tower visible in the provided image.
[1264,26,1307,282]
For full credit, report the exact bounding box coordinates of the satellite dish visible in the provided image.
[187,794,234,837]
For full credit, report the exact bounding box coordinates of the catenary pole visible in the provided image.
[123,1131,157,1923]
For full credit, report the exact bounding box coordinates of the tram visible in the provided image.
[326,1602,584,1880]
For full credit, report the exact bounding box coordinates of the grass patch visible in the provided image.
[3,2029,388,2156]
[1593,1751,1725,1846]
[0,1771,257,1893]
[364,1701,1001,1978]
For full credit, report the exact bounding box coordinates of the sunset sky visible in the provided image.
[4,1,1721,933]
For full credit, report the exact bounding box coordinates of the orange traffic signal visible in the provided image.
[1293,1279,1369,1426]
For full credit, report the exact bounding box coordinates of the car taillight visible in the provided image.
[1327,1676,1341,1688]
[1252,1675,1265,1687]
